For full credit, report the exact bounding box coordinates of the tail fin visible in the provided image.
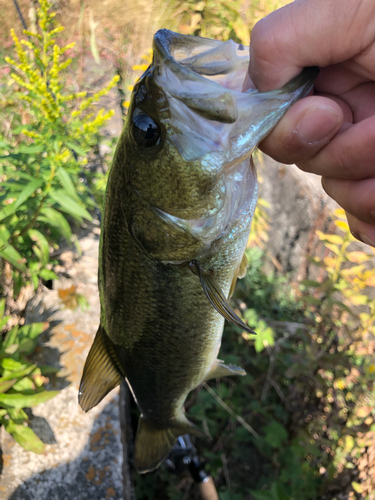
[134,414,207,473]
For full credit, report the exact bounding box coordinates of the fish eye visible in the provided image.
[131,113,161,149]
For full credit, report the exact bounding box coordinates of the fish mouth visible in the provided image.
[152,29,318,163]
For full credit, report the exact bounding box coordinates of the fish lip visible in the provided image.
[151,30,318,163]
[152,30,243,124]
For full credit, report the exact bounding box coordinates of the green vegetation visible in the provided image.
[134,210,375,499]
[0,0,117,453]
[0,298,58,453]
[0,0,117,300]
[1,1,374,496]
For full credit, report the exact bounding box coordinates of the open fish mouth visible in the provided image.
[152,29,318,163]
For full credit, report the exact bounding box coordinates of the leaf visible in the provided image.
[18,322,47,356]
[0,379,17,393]
[17,145,44,155]
[3,420,45,453]
[365,275,375,287]
[0,364,37,383]
[349,294,368,306]
[0,390,59,408]
[263,421,288,448]
[316,231,344,245]
[65,141,87,157]
[248,322,274,353]
[39,207,72,242]
[352,482,363,494]
[56,167,79,200]
[28,229,50,267]
[12,376,35,392]
[325,243,341,255]
[2,327,20,351]
[38,268,58,281]
[347,251,371,263]
[301,280,321,288]
[7,407,28,423]
[0,358,27,372]
[49,191,92,222]
[0,299,10,331]
[31,273,39,290]
[0,237,27,272]
[0,298,5,319]
[301,296,321,306]
[0,178,43,221]
[334,220,350,232]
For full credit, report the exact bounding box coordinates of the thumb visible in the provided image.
[248,0,375,91]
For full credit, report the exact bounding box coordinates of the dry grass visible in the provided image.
[1,0,290,65]
[1,0,180,73]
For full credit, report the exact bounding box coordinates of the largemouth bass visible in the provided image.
[79,29,317,473]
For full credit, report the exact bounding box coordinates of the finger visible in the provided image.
[345,212,375,247]
[259,96,344,164]
[339,82,375,122]
[315,65,371,95]
[298,115,375,179]
[249,0,375,91]
[322,177,375,226]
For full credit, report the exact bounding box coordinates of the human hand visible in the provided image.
[246,0,375,247]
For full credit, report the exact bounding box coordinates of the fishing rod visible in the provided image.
[165,435,219,500]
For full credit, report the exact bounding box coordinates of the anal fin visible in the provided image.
[190,261,256,335]
[134,413,207,474]
[204,359,246,381]
[79,325,124,412]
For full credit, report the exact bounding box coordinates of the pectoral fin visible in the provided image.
[79,325,124,412]
[134,413,207,474]
[190,261,255,334]
[205,359,246,381]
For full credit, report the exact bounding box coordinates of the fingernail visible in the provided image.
[296,106,341,145]
[359,232,375,247]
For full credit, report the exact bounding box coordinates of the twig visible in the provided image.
[270,379,292,411]
[261,331,300,402]
[261,344,275,402]
[221,452,231,491]
[12,0,28,31]
[181,478,193,500]
[202,382,259,439]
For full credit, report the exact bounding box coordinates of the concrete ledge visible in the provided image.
[0,229,124,500]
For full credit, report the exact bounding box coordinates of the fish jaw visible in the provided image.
[152,29,318,164]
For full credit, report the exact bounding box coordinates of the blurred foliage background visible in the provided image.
[1,1,375,499]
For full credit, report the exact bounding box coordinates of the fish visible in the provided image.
[78,29,318,474]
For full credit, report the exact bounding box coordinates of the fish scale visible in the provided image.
[78,29,318,473]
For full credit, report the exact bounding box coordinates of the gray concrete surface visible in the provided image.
[0,225,124,500]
